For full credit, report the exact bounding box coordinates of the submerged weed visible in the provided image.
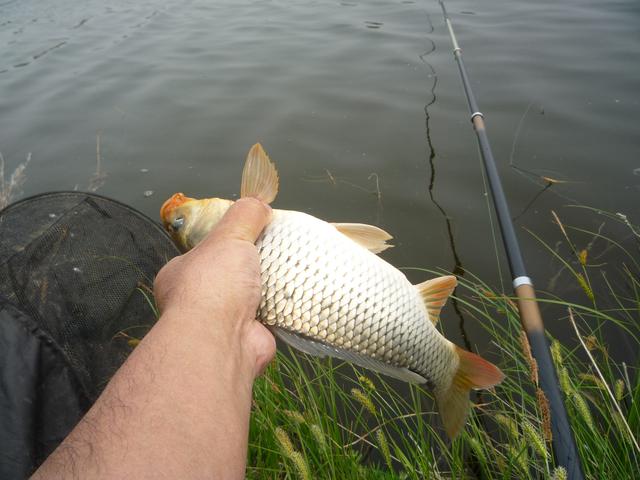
[0,151,31,209]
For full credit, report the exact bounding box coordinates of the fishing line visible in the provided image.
[419,10,473,348]
[509,101,535,166]
[478,144,508,295]
[437,2,585,477]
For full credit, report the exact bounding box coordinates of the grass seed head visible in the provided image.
[576,273,595,302]
[468,437,487,466]
[275,427,311,480]
[578,373,606,391]
[309,424,327,453]
[520,331,539,386]
[495,414,519,440]
[584,335,599,351]
[612,411,631,443]
[351,388,377,416]
[578,249,588,266]
[559,367,572,394]
[536,388,553,443]
[508,444,529,474]
[552,466,568,480]
[274,426,296,457]
[358,375,376,391]
[522,420,548,460]
[550,340,563,366]
[572,392,595,431]
[289,451,312,480]
[375,429,392,471]
[614,378,625,401]
[283,410,306,424]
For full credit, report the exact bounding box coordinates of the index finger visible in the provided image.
[204,197,272,245]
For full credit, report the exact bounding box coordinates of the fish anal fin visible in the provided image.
[240,143,279,204]
[332,223,393,254]
[415,275,457,324]
[273,328,328,357]
[436,346,504,438]
[273,327,425,384]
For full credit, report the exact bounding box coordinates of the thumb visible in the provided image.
[205,197,272,244]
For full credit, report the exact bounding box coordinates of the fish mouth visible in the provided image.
[160,193,193,224]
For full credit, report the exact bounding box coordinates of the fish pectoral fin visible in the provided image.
[415,275,457,324]
[331,223,393,254]
[240,143,279,204]
[273,327,426,384]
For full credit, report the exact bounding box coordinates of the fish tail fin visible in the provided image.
[240,143,279,204]
[436,346,504,438]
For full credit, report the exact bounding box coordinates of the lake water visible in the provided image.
[1,0,639,359]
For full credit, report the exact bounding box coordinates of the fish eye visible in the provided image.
[171,216,185,230]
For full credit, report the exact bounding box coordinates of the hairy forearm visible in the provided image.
[32,310,255,479]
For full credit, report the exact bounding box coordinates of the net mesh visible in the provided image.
[0,192,179,400]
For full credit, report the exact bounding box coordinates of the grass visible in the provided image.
[245,208,639,479]
[5,138,635,477]
[117,200,639,478]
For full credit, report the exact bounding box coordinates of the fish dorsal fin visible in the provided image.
[240,143,279,204]
[415,275,457,324]
[331,223,393,254]
[273,327,426,384]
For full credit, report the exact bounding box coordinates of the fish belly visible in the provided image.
[256,209,456,388]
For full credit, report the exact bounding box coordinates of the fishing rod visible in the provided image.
[437,2,585,478]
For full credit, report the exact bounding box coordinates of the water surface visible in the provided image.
[2,0,639,358]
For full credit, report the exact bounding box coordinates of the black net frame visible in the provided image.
[0,192,179,401]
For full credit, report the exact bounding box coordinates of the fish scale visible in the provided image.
[255,208,457,390]
[160,142,504,437]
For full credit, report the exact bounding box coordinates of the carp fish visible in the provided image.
[160,143,504,437]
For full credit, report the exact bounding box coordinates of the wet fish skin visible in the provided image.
[160,143,504,437]
[256,208,458,390]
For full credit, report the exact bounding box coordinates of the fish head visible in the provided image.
[160,193,233,251]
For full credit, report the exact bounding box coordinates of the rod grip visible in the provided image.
[515,283,544,332]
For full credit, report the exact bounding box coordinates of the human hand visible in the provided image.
[33,198,276,479]
[153,197,276,379]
